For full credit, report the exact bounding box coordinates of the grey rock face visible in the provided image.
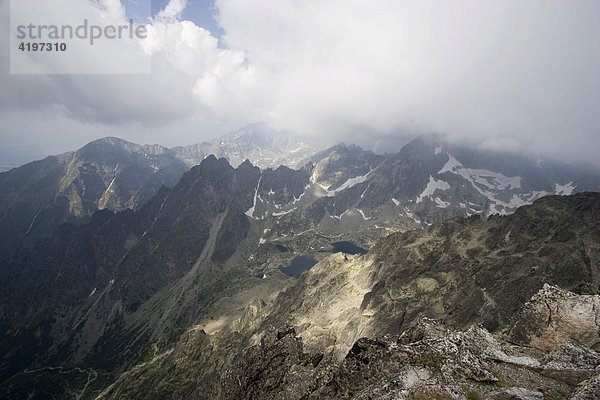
[221,318,598,400]
[569,373,600,399]
[0,137,189,261]
[508,284,600,352]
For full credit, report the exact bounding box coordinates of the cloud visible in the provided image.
[156,0,187,20]
[0,0,250,126]
[214,0,600,161]
[1,0,600,164]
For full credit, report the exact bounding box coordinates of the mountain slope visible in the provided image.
[0,137,189,261]
[0,156,262,398]
[95,192,600,399]
[0,126,322,262]
[238,137,600,282]
[246,192,600,366]
[172,122,322,170]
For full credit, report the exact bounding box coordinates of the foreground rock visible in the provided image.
[570,372,600,399]
[99,286,600,399]
[224,318,599,400]
[509,284,600,352]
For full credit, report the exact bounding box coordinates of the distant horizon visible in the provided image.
[3,0,600,171]
[3,123,600,175]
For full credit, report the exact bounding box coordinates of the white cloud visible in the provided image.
[213,0,600,162]
[0,0,250,125]
[1,0,600,164]
[156,0,187,21]
[98,0,127,20]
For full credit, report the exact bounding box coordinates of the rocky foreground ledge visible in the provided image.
[96,284,600,400]
[222,285,600,400]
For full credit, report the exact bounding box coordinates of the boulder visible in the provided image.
[508,284,600,352]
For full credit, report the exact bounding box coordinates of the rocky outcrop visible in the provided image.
[222,318,600,400]
[96,309,600,399]
[570,372,600,399]
[509,284,600,352]
[222,326,331,400]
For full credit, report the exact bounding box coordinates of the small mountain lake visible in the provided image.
[331,241,367,255]
[279,255,317,277]
[275,244,289,252]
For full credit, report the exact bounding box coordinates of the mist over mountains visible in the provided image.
[3,1,600,166]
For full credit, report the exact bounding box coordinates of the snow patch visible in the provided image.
[259,238,266,245]
[245,177,262,219]
[439,154,521,191]
[439,154,462,174]
[438,153,532,215]
[360,183,371,198]
[434,146,442,155]
[416,175,450,203]
[468,170,521,191]
[555,182,575,195]
[434,197,450,208]
[102,175,118,199]
[392,198,400,207]
[295,229,315,237]
[292,190,306,204]
[319,168,374,197]
[272,208,296,217]
[318,183,335,197]
[335,168,373,193]
[404,207,421,224]
[331,210,348,220]
[357,209,371,220]
[89,287,97,297]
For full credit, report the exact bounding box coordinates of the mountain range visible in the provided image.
[0,131,599,399]
[0,124,318,262]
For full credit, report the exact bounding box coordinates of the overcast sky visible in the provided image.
[1,0,599,167]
